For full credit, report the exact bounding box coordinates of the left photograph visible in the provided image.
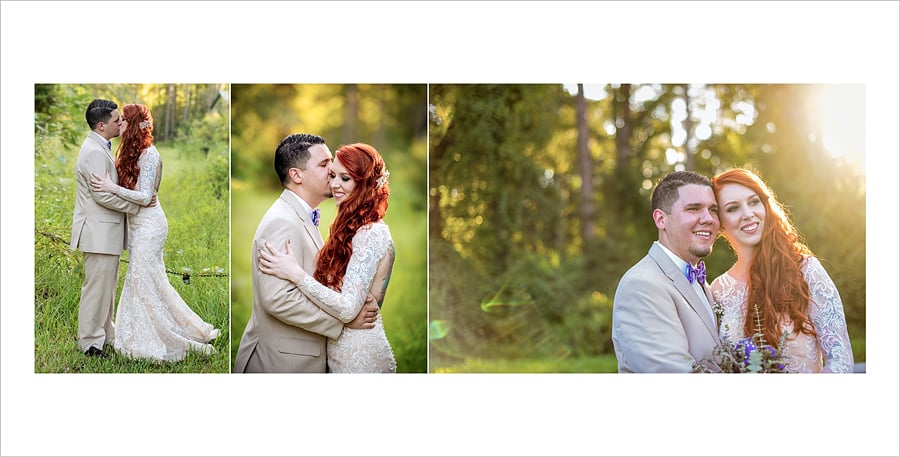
[34,84,230,373]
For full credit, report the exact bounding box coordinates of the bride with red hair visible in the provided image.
[90,103,219,362]
[710,167,853,372]
[259,142,397,372]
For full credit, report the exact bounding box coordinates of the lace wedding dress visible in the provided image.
[710,256,854,373]
[111,146,219,362]
[298,221,397,373]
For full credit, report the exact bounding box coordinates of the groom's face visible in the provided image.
[657,184,719,264]
[97,109,124,140]
[303,144,334,200]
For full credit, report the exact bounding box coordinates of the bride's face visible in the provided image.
[329,157,357,207]
[717,182,766,250]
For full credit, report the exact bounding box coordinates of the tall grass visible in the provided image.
[431,355,619,373]
[34,135,230,373]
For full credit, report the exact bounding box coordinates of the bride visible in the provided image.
[709,168,853,373]
[90,103,219,362]
[258,142,396,373]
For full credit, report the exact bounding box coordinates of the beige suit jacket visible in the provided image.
[233,189,344,373]
[611,242,720,373]
[70,132,141,254]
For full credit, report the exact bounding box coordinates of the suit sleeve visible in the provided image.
[255,216,343,339]
[80,149,141,215]
[613,275,696,372]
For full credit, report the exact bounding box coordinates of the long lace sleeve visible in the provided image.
[114,147,159,206]
[298,223,391,323]
[804,256,854,373]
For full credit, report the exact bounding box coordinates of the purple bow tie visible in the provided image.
[107,141,112,150]
[311,208,320,227]
[685,261,706,284]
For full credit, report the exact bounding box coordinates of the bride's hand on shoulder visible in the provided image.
[258,239,305,283]
[89,170,118,193]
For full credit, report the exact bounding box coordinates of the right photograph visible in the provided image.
[427,84,866,373]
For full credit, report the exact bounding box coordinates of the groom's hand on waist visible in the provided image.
[144,193,158,207]
[346,295,379,330]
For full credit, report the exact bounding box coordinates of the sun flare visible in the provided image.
[818,85,865,169]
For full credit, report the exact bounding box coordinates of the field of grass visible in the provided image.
[34,136,230,373]
[431,355,619,373]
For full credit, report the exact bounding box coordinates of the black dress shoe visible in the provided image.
[85,347,110,359]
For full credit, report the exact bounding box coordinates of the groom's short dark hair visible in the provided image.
[651,170,713,213]
[85,99,118,130]
[275,133,327,186]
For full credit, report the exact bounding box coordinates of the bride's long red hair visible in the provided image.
[712,168,815,346]
[314,143,390,291]
[115,104,154,190]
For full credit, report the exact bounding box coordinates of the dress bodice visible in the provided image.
[114,146,161,206]
[298,222,395,322]
[297,221,397,373]
[709,256,854,373]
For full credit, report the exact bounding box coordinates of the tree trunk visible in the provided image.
[682,83,696,170]
[342,84,358,143]
[164,84,176,141]
[576,84,595,243]
[615,84,632,174]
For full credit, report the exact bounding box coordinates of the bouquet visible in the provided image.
[693,303,788,373]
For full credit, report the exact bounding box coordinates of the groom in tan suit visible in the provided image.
[233,133,378,373]
[612,171,721,372]
[70,99,148,358]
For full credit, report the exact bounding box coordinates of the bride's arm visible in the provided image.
[804,257,855,373]
[260,225,389,323]
[90,149,158,206]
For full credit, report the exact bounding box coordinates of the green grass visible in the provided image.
[431,355,619,373]
[230,162,428,373]
[34,136,230,373]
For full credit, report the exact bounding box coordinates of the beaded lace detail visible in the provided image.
[298,222,397,372]
[112,147,219,362]
[710,256,853,373]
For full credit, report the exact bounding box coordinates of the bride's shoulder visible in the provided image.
[710,270,739,288]
[140,145,161,160]
[360,220,389,231]
[355,221,392,240]
[800,255,827,276]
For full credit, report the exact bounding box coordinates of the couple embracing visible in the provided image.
[612,170,855,373]
[233,134,397,373]
[72,99,219,362]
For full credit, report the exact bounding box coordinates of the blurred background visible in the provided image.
[428,84,866,373]
[34,83,230,372]
[230,84,428,373]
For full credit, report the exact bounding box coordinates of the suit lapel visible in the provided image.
[90,132,115,166]
[649,244,719,340]
[279,189,324,250]
[699,281,720,330]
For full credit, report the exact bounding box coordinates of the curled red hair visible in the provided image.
[314,143,390,291]
[115,104,154,190]
[712,168,815,346]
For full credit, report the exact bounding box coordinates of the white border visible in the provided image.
[3,2,897,456]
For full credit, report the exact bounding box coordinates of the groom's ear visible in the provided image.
[652,208,666,230]
[288,167,303,185]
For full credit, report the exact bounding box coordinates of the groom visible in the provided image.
[70,99,149,358]
[233,133,378,373]
[611,170,721,372]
